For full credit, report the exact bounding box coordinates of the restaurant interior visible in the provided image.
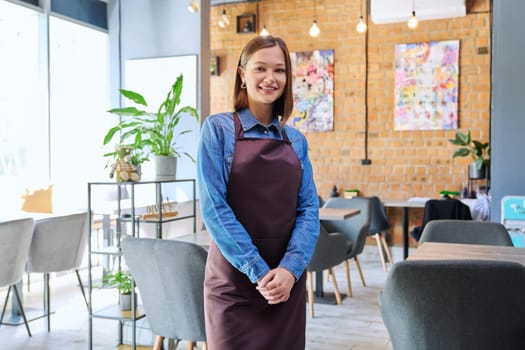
[1,0,525,349]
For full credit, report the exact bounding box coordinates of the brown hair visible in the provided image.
[233,35,294,124]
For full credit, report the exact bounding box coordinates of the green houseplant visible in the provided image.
[101,270,134,310]
[448,130,490,179]
[103,74,199,178]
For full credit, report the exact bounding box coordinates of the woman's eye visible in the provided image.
[276,68,286,73]
[255,66,265,72]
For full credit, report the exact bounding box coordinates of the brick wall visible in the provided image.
[209,0,491,246]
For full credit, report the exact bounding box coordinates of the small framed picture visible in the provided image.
[210,56,219,76]
[237,13,256,34]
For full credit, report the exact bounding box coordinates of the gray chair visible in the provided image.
[0,217,34,337]
[380,259,525,350]
[321,197,371,297]
[306,224,347,317]
[419,219,513,246]
[26,212,89,332]
[121,237,207,350]
[366,196,393,272]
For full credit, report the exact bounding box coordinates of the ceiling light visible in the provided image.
[260,25,270,36]
[408,0,418,30]
[309,0,320,38]
[356,16,367,33]
[356,0,367,34]
[218,9,230,28]
[408,10,418,29]
[187,0,199,13]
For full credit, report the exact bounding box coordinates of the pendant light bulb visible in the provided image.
[260,25,270,36]
[187,0,199,13]
[356,16,367,33]
[408,10,418,29]
[309,20,320,38]
[218,9,230,28]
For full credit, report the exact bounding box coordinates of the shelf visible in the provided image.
[90,245,121,256]
[92,304,146,321]
[88,179,196,350]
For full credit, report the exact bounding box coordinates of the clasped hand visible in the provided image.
[256,267,295,304]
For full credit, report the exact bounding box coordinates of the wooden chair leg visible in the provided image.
[187,340,196,350]
[374,233,388,272]
[306,271,315,318]
[328,268,342,305]
[354,256,366,287]
[344,259,352,297]
[381,234,394,264]
[153,335,164,350]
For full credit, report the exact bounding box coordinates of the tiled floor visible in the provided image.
[0,245,406,349]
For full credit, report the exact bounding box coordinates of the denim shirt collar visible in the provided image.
[237,108,281,135]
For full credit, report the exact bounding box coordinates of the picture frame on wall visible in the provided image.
[237,13,256,34]
[210,56,219,76]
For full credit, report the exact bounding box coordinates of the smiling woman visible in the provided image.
[197,35,319,350]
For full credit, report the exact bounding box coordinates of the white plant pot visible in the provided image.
[154,155,177,180]
[119,292,138,311]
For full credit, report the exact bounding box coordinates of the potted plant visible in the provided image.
[103,73,199,179]
[448,130,490,179]
[101,270,135,310]
[104,144,148,182]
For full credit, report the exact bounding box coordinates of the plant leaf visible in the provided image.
[119,89,148,106]
[453,148,470,158]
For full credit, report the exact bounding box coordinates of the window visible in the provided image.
[0,0,109,212]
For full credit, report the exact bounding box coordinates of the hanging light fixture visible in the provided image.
[257,0,270,36]
[218,0,230,28]
[407,0,418,29]
[187,0,199,13]
[356,0,367,33]
[309,0,320,38]
[260,25,270,36]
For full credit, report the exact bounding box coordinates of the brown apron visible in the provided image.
[204,112,305,350]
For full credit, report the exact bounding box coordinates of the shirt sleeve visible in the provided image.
[278,131,320,280]
[197,117,270,283]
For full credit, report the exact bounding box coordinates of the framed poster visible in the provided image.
[394,40,460,131]
[289,49,334,133]
[236,13,256,34]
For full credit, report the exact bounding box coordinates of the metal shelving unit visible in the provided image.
[87,179,196,350]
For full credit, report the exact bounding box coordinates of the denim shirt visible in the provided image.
[197,108,319,283]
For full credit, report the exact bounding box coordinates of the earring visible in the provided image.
[241,81,246,89]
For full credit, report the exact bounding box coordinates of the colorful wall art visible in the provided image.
[289,49,334,133]
[394,40,459,131]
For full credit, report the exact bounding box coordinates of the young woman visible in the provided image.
[197,35,319,349]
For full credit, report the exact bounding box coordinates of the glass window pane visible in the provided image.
[49,16,110,211]
[0,1,47,212]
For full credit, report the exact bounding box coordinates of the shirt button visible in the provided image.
[264,130,268,134]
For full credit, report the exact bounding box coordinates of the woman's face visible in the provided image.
[239,45,287,108]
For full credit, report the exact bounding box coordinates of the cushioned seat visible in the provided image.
[410,198,472,241]
[380,259,525,350]
[26,212,89,332]
[419,219,513,246]
[321,197,371,297]
[0,217,34,337]
[306,224,347,317]
[366,196,393,272]
[121,237,207,350]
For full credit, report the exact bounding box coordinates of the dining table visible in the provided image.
[174,206,362,304]
[407,241,525,266]
[383,199,426,259]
